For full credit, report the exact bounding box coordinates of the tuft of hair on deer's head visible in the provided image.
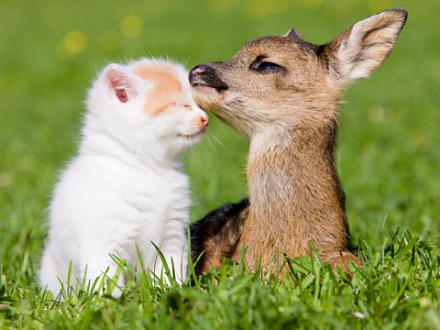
[189,8,407,140]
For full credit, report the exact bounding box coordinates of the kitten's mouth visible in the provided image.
[178,127,207,139]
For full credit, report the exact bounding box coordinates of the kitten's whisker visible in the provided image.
[205,136,217,154]
[212,135,231,153]
[184,55,191,67]
[197,138,209,160]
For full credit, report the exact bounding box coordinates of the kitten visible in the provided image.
[39,58,209,296]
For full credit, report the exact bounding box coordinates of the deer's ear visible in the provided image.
[103,64,143,103]
[284,29,305,42]
[324,8,407,82]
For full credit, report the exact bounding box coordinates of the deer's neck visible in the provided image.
[242,121,352,262]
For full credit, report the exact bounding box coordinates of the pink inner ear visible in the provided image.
[115,89,128,103]
[105,67,133,104]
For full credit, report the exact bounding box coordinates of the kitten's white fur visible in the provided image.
[39,58,208,296]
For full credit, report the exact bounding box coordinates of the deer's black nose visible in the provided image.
[190,65,206,76]
[189,64,229,91]
[189,65,211,81]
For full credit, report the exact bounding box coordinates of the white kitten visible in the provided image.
[39,58,209,296]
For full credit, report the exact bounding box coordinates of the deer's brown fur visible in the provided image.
[189,8,408,274]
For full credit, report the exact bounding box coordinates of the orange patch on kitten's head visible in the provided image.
[133,62,187,116]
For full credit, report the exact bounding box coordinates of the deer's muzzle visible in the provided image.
[189,64,229,91]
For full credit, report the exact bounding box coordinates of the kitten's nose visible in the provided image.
[201,114,209,126]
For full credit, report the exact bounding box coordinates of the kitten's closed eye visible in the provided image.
[173,103,192,110]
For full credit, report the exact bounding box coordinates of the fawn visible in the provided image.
[189,8,407,275]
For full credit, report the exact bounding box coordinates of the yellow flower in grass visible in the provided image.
[57,30,87,59]
[63,31,87,54]
[121,15,143,38]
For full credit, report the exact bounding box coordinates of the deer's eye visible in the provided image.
[251,61,284,72]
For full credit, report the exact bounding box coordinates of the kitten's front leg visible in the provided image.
[39,246,68,297]
[80,254,126,298]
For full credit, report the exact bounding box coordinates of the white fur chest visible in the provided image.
[49,152,190,280]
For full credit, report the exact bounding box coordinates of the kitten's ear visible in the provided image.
[322,8,407,83]
[103,64,143,103]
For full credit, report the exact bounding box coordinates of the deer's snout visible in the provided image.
[190,65,206,76]
[189,64,229,91]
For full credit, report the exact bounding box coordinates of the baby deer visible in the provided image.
[189,9,407,275]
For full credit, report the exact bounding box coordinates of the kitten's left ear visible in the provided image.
[103,63,143,103]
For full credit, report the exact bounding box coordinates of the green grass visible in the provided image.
[1,0,440,328]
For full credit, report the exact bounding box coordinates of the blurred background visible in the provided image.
[0,0,439,273]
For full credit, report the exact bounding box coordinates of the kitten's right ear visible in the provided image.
[103,64,142,103]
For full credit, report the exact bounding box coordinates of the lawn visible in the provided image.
[1,0,440,328]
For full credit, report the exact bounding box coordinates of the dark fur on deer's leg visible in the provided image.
[190,198,249,275]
